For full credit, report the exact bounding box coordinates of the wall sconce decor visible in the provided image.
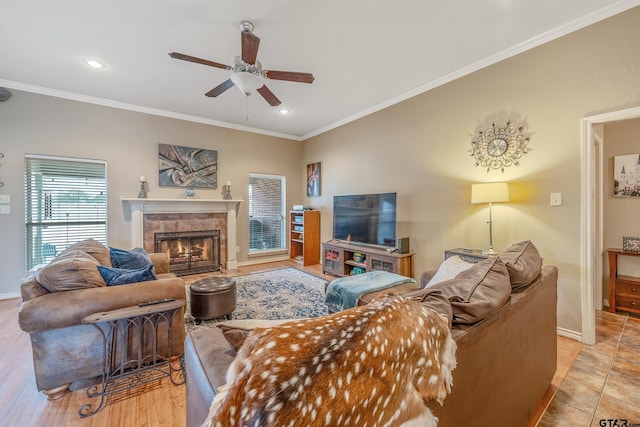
[470,120,531,173]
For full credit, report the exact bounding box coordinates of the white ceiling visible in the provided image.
[1,0,639,140]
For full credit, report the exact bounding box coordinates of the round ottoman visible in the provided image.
[190,277,237,324]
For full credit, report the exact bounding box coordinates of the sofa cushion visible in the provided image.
[36,250,106,292]
[403,287,454,327]
[97,264,157,286]
[109,247,152,270]
[499,240,542,290]
[57,238,112,267]
[426,255,474,287]
[429,256,511,324]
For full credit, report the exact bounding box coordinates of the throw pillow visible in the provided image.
[425,255,474,287]
[36,250,106,292]
[97,264,157,286]
[499,240,543,290]
[217,319,302,351]
[403,287,454,328]
[109,247,152,270]
[56,238,112,267]
[429,256,511,324]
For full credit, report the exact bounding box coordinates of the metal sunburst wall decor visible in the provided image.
[470,120,531,173]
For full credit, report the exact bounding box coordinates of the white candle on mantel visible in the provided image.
[140,176,146,182]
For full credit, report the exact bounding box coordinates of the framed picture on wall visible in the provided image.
[158,144,218,188]
[307,162,321,197]
[613,153,640,197]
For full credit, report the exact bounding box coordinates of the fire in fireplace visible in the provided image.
[154,230,221,276]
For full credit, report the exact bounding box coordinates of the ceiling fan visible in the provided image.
[169,21,314,107]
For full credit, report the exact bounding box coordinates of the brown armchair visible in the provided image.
[18,241,186,400]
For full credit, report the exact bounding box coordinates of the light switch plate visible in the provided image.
[0,194,10,204]
[550,193,562,206]
[0,205,10,214]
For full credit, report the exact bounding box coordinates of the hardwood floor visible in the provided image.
[1,260,587,426]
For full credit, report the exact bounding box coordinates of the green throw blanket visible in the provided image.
[325,271,416,312]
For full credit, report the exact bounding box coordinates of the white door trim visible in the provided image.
[581,105,640,345]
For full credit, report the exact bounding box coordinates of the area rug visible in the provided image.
[184,268,329,333]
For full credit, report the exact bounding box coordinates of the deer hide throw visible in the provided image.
[203,295,457,427]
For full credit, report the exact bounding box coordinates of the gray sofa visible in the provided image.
[185,243,557,427]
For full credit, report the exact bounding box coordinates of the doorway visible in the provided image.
[581,105,640,345]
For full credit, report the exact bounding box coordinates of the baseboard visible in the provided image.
[0,292,21,300]
[557,326,582,342]
[237,254,290,267]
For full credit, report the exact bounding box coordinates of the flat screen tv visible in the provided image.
[332,192,397,247]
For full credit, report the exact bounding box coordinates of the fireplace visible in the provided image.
[123,198,240,271]
[154,230,221,276]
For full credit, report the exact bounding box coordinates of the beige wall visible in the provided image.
[603,118,640,300]
[3,7,640,336]
[0,91,303,296]
[302,7,640,335]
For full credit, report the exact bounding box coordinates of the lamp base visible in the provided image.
[482,248,499,256]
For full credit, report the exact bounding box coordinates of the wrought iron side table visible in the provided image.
[79,299,186,417]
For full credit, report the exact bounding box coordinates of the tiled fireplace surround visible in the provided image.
[147,214,225,273]
[122,198,241,270]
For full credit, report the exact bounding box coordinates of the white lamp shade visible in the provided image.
[471,182,510,204]
[231,71,263,95]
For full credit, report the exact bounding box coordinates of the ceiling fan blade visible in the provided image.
[205,79,235,97]
[241,31,260,65]
[263,70,315,84]
[257,85,281,106]
[169,52,230,70]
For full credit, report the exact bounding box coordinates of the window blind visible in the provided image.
[25,155,107,269]
[248,173,285,252]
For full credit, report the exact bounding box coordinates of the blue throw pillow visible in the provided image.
[109,247,152,269]
[98,264,157,286]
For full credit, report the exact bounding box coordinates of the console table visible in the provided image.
[79,299,186,417]
[607,248,640,314]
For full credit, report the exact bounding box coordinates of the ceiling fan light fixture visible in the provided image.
[230,71,263,95]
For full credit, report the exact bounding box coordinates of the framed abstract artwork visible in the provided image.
[158,144,218,188]
[307,162,321,197]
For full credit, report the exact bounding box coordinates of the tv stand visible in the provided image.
[322,241,414,278]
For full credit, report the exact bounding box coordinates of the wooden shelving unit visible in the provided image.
[322,240,414,278]
[289,210,320,266]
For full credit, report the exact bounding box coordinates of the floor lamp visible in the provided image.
[471,182,510,255]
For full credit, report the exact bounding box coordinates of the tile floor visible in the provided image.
[539,311,640,426]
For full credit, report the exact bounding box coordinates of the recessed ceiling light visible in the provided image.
[278,108,290,115]
[83,59,105,69]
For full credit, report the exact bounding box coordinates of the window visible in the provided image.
[25,155,107,269]
[248,173,285,253]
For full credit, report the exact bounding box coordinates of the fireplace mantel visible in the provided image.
[121,197,243,270]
